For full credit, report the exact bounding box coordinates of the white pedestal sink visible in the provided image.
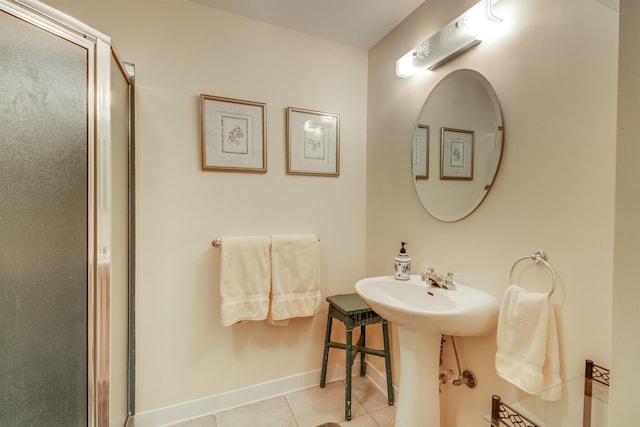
[355,275,499,426]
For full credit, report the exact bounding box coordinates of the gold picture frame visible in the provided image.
[201,94,266,173]
[286,107,340,177]
[440,127,474,180]
[413,124,429,180]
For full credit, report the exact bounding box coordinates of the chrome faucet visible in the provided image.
[421,268,456,290]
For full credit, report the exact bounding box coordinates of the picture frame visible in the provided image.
[201,94,266,173]
[412,124,429,179]
[286,107,340,177]
[440,127,474,180]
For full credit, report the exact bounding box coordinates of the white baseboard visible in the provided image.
[133,363,345,427]
[363,359,401,402]
[134,361,398,427]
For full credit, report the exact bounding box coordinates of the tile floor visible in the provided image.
[169,376,396,427]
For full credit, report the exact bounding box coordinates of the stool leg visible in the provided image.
[360,325,366,376]
[382,321,395,405]
[320,314,333,388]
[345,326,353,421]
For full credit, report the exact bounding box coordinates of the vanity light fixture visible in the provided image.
[395,0,502,78]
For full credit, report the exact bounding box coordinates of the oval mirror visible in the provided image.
[412,69,503,222]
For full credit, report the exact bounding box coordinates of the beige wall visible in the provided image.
[611,0,640,424]
[46,0,368,413]
[367,0,617,425]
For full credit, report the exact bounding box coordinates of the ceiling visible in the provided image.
[188,0,619,50]
[188,0,426,49]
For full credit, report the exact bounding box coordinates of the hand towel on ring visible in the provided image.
[495,284,561,401]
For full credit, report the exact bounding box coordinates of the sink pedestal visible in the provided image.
[396,327,442,426]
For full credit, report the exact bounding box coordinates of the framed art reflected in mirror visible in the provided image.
[440,127,473,180]
[413,124,429,180]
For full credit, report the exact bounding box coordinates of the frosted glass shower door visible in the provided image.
[0,8,89,426]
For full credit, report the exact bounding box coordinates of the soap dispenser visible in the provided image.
[394,242,411,281]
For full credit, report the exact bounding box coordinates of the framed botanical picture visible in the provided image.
[201,94,266,173]
[412,124,429,179]
[440,127,474,180]
[286,107,339,176]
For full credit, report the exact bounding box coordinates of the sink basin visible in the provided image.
[355,275,499,336]
[355,275,499,426]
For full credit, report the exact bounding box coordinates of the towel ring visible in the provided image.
[509,250,556,297]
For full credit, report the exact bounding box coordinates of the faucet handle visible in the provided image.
[444,273,454,286]
[443,272,460,290]
[420,266,434,281]
[445,272,461,286]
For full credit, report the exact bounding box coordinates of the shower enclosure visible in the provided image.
[0,0,134,425]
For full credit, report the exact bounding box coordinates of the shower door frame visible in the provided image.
[0,1,135,426]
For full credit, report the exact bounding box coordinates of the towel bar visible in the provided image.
[509,250,556,296]
[211,236,320,247]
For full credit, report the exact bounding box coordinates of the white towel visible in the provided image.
[219,236,271,326]
[269,234,321,323]
[495,284,561,401]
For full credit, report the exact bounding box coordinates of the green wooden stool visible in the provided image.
[319,293,394,421]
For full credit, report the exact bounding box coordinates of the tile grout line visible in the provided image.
[282,391,300,427]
